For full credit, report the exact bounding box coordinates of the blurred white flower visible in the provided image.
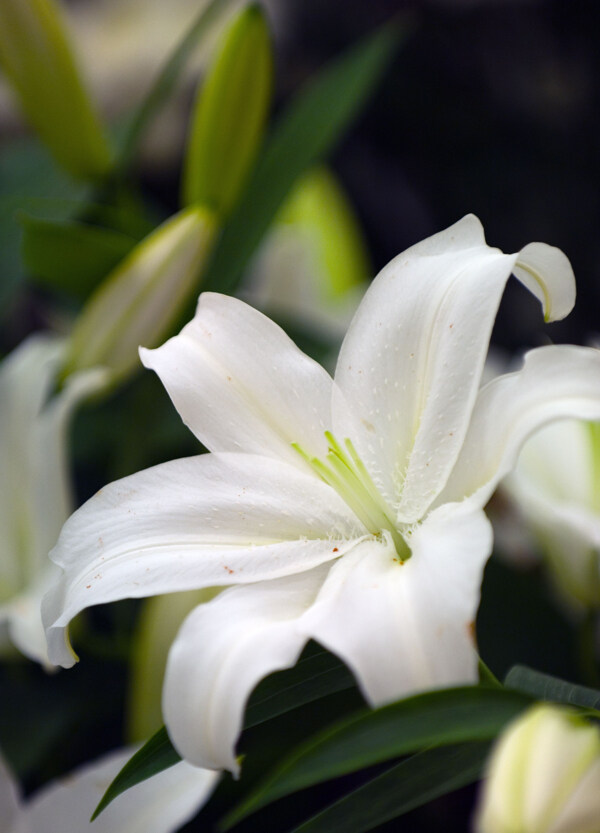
[501,408,600,609]
[0,335,106,664]
[473,703,600,833]
[44,215,600,774]
[244,166,370,344]
[0,744,219,833]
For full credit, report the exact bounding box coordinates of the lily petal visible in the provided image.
[19,747,219,833]
[44,452,364,668]
[332,215,574,522]
[163,564,331,773]
[0,335,107,664]
[439,345,600,509]
[300,501,492,706]
[0,753,22,833]
[140,293,334,466]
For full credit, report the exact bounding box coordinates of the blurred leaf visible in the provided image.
[203,20,403,294]
[222,686,532,827]
[504,665,600,711]
[0,140,89,309]
[127,589,220,743]
[117,0,237,171]
[61,206,217,384]
[0,0,111,179]
[182,4,273,216]
[287,743,491,833]
[20,216,137,298]
[91,726,180,821]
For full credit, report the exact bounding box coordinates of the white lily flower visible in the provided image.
[501,414,600,608]
[0,745,219,833]
[0,335,106,665]
[44,215,600,773]
[473,703,600,833]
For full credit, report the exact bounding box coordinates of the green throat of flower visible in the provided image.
[293,431,411,561]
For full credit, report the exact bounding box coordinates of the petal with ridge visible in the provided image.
[141,293,333,467]
[43,453,363,668]
[163,564,332,773]
[440,345,600,509]
[300,501,492,706]
[332,215,575,523]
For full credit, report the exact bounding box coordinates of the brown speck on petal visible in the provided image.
[332,547,339,552]
[224,566,234,575]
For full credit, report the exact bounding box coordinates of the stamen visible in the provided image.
[293,434,411,561]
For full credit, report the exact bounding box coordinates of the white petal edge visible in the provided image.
[503,470,600,608]
[140,292,334,467]
[0,753,23,833]
[331,215,575,523]
[18,746,219,833]
[43,452,364,668]
[163,563,333,773]
[439,345,600,509]
[0,334,107,665]
[300,501,492,706]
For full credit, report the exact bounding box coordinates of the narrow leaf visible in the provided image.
[91,727,180,821]
[222,686,532,827]
[504,665,600,711]
[117,0,237,171]
[287,743,491,833]
[20,215,137,298]
[203,20,403,294]
[0,0,111,179]
[95,646,356,818]
[245,646,356,728]
[182,3,273,216]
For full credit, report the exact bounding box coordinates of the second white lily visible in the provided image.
[43,215,600,774]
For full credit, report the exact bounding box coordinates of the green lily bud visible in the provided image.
[61,207,216,384]
[0,0,111,180]
[474,704,600,833]
[246,166,370,339]
[182,3,273,216]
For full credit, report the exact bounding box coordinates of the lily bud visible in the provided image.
[61,206,216,385]
[474,704,600,833]
[502,412,600,609]
[181,3,273,216]
[245,166,370,340]
[0,0,111,179]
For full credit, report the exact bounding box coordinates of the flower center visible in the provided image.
[293,431,411,561]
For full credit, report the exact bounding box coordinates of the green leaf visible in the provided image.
[287,743,491,833]
[0,139,90,309]
[504,665,600,711]
[117,0,237,171]
[91,726,180,821]
[245,645,357,728]
[20,215,137,298]
[203,20,404,294]
[95,645,357,818]
[222,686,533,828]
[182,4,273,216]
[0,0,111,179]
